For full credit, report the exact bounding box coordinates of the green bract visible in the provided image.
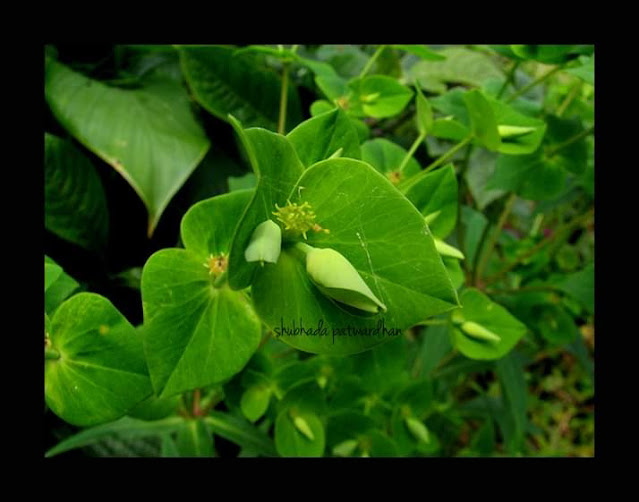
[302,244,387,314]
[244,220,282,265]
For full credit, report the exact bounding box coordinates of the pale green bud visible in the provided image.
[244,220,282,265]
[303,245,387,314]
[461,321,501,343]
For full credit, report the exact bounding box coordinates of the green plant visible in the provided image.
[44,44,594,457]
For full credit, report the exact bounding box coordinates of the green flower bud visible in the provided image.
[302,245,387,314]
[332,439,359,457]
[291,413,315,441]
[404,416,431,444]
[434,238,465,260]
[244,220,282,265]
[498,125,536,138]
[423,210,441,226]
[461,321,501,344]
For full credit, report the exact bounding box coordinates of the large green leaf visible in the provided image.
[487,149,567,201]
[406,47,502,94]
[452,289,527,360]
[179,45,302,132]
[45,416,184,457]
[45,293,152,426]
[44,256,80,315]
[251,158,460,355]
[287,108,361,167]
[45,58,210,236]
[401,164,458,239]
[44,133,109,250]
[227,123,305,290]
[142,190,261,398]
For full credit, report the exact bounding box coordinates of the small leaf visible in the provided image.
[275,410,325,457]
[452,289,527,360]
[241,385,272,423]
[349,75,414,119]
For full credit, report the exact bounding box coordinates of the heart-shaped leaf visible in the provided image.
[401,163,458,239]
[227,122,305,290]
[45,133,109,250]
[142,190,262,398]
[45,58,210,236]
[251,158,459,355]
[286,108,361,167]
[348,75,413,119]
[44,256,80,315]
[45,293,153,426]
[179,45,302,132]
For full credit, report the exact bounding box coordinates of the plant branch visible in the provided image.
[397,132,426,173]
[474,192,517,286]
[485,208,594,284]
[497,60,520,100]
[359,45,386,78]
[192,389,202,417]
[278,61,290,134]
[506,65,562,103]
[424,136,473,174]
[556,82,581,117]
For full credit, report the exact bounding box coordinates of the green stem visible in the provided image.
[278,61,290,134]
[213,271,228,288]
[423,136,473,174]
[474,193,517,286]
[45,347,60,360]
[359,45,386,78]
[397,132,426,173]
[399,136,473,193]
[497,60,520,100]
[506,65,562,103]
[485,208,594,284]
[546,125,594,158]
[556,82,581,117]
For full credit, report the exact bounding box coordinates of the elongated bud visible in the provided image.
[498,125,536,138]
[332,439,359,457]
[434,238,465,260]
[461,321,501,343]
[303,245,387,314]
[245,220,282,265]
[291,414,315,441]
[424,210,441,226]
[404,416,431,444]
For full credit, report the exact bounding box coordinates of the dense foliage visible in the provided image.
[44,44,594,457]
